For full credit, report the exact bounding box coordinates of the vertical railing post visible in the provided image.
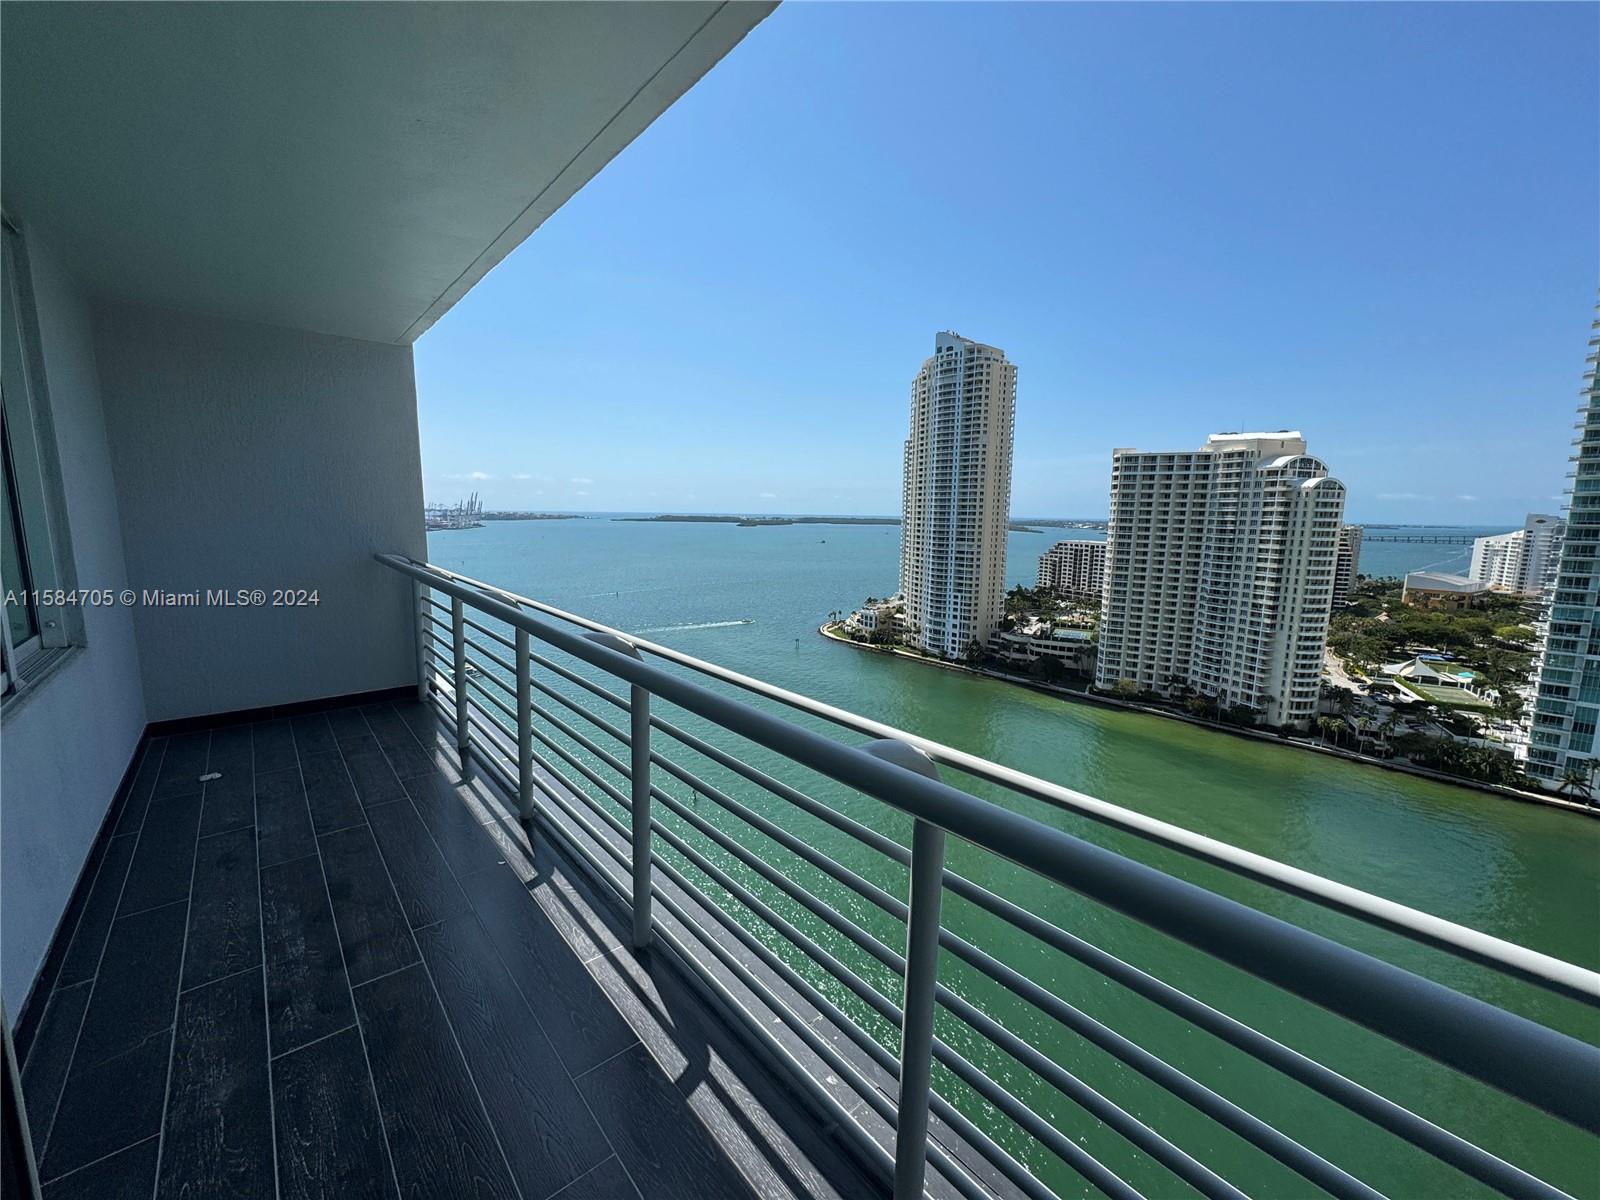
[897,818,946,1200]
[1,1001,43,1200]
[585,632,652,948]
[515,628,534,831]
[863,739,944,1200]
[629,679,652,948]
[452,597,469,768]
[412,580,429,703]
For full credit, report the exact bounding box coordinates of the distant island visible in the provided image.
[617,514,900,528]
[481,512,586,522]
[1013,518,1109,530]
[617,514,1108,533]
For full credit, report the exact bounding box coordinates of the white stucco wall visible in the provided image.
[1,234,146,1016]
[93,302,427,723]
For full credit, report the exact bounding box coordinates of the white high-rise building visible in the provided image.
[1472,534,1521,591]
[899,331,1016,659]
[1333,524,1363,606]
[1038,539,1108,599]
[1096,432,1347,728]
[1469,514,1565,596]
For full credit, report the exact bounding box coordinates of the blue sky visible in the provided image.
[415,2,1598,524]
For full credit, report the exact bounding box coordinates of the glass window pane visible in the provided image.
[1,410,38,647]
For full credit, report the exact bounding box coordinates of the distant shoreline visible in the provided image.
[616,514,899,528]
[421,512,1518,532]
[614,513,1108,533]
[816,623,1595,818]
[428,512,584,531]
[481,512,586,522]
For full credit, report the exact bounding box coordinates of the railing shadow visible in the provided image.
[474,787,885,1200]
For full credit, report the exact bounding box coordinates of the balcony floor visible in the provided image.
[18,695,880,1200]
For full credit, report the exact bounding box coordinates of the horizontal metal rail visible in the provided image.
[458,693,1120,1200]
[461,675,1379,1199]
[417,559,1599,1005]
[391,554,1600,1200]
[454,657,1443,1199]
[515,649,921,872]
[458,637,1564,1199]
[385,553,1600,1122]
[464,614,514,650]
[936,877,1572,1200]
[623,744,1364,1197]
[458,683,1392,1200]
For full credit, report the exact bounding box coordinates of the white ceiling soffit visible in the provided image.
[0,2,774,344]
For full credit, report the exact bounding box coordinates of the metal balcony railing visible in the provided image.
[377,553,1599,1200]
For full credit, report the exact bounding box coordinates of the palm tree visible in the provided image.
[1556,762,1597,803]
[1377,713,1399,755]
[1354,716,1375,754]
[1317,716,1343,746]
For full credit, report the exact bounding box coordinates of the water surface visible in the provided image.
[426,517,1598,1198]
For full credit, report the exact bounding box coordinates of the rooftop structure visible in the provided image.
[1403,571,1492,609]
[1381,656,1494,706]
[1404,571,1487,592]
[988,624,1094,671]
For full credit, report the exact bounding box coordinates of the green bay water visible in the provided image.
[427,517,1598,1199]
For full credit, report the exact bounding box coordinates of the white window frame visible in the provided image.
[1,413,43,689]
[1,217,80,705]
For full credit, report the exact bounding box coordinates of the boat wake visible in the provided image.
[634,619,753,633]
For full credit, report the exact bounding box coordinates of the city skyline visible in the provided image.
[415,2,1597,523]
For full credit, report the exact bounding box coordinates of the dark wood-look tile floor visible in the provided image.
[18,696,881,1200]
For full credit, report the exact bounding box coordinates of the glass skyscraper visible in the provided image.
[1526,311,1600,788]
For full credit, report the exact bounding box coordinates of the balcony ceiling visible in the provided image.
[0,2,772,344]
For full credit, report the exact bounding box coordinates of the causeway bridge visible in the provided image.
[1359,532,1479,544]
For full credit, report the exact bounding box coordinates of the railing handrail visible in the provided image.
[379,553,1600,1138]
[436,634,1579,1197]
[396,555,1600,1006]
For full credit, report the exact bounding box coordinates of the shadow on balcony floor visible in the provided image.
[17,695,882,1200]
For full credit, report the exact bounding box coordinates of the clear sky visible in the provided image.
[415,1,1599,524]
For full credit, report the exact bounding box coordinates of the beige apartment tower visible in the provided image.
[899,331,1016,658]
[1096,432,1347,728]
[1038,539,1108,599]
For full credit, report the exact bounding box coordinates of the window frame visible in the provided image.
[1,409,44,680]
[1,216,81,705]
